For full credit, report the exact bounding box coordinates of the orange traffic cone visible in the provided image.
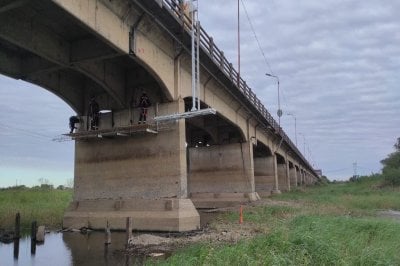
[239,205,243,224]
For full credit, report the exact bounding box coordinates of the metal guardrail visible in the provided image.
[156,0,316,175]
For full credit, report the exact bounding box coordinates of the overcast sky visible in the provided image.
[1,0,399,187]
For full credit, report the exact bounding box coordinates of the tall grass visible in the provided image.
[156,216,400,266]
[0,187,72,231]
[277,177,400,214]
[152,177,400,265]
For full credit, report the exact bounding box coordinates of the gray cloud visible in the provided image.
[199,0,400,179]
[1,0,399,184]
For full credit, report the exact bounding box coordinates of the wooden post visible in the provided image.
[104,221,111,245]
[126,217,133,247]
[14,213,20,260]
[31,221,37,254]
[15,212,20,239]
[13,238,19,259]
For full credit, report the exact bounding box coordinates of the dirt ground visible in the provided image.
[127,198,400,258]
[125,198,297,257]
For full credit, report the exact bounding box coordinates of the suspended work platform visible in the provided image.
[64,124,159,140]
[154,108,216,122]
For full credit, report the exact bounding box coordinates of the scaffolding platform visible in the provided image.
[64,124,158,140]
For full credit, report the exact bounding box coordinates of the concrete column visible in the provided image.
[254,156,276,197]
[271,154,281,194]
[277,162,289,192]
[286,160,291,191]
[289,165,297,188]
[188,142,260,208]
[63,101,200,232]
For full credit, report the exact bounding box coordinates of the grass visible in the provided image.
[1,177,400,265]
[151,177,400,265]
[277,177,400,217]
[0,187,72,231]
[159,217,400,265]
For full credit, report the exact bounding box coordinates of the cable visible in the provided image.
[240,0,292,113]
[240,0,274,75]
[0,122,53,140]
[323,167,352,173]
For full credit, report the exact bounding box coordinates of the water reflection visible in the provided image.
[0,232,72,266]
[0,232,145,266]
[63,231,144,265]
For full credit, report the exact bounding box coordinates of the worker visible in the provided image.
[69,116,80,134]
[88,97,99,130]
[138,92,151,124]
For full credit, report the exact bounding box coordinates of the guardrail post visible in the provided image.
[209,37,214,56]
[219,51,224,68]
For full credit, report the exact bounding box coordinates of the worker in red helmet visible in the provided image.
[138,92,151,124]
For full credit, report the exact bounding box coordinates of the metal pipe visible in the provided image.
[196,20,200,110]
[190,0,196,111]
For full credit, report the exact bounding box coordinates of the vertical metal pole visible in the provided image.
[294,117,297,146]
[277,79,281,126]
[237,0,240,89]
[196,20,201,110]
[190,1,196,111]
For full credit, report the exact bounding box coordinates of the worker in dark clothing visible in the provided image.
[88,97,100,130]
[138,92,151,124]
[69,116,80,134]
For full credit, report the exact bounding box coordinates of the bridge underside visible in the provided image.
[0,0,318,231]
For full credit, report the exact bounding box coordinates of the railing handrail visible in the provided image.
[158,0,315,174]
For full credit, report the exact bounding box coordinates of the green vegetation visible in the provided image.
[153,177,400,266]
[381,137,400,186]
[0,186,72,231]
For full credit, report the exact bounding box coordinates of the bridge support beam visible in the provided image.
[188,142,260,208]
[277,161,289,192]
[300,170,305,186]
[63,102,200,232]
[289,164,298,188]
[254,156,276,197]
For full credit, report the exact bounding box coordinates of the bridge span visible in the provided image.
[0,0,319,231]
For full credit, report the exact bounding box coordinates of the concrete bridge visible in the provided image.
[0,0,319,231]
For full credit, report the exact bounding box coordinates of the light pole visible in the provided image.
[287,113,297,146]
[265,73,282,126]
[298,132,306,157]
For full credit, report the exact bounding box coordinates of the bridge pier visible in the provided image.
[188,142,260,208]
[289,163,298,188]
[276,154,290,192]
[63,103,200,232]
[295,166,301,186]
[254,156,276,197]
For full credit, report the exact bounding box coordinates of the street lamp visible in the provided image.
[287,112,297,146]
[265,73,282,125]
[298,132,306,157]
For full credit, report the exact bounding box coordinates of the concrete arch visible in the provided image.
[183,97,246,145]
[129,55,174,102]
[253,140,273,158]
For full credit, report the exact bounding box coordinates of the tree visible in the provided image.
[381,138,400,186]
[394,137,400,151]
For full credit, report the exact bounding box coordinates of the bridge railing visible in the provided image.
[159,0,313,172]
